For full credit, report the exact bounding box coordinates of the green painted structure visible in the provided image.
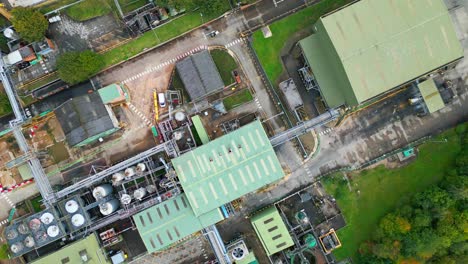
[172,120,284,217]
[98,83,128,104]
[191,115,210,144]
[299,0,463,108]
[419,79,445,113]
[133,193,224,253]
[31,234,109,264]
[251,206,294,256]
[17,164,33,180]
[236,252,259,264]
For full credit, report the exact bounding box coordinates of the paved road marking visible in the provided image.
[127,102,152,128]
[121,45,208,84]
[224,38,246,48]
[318,127,334,136]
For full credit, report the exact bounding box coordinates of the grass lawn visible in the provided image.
[0,244,8,259]
[101,4,229,68]
[119,0,148,14]
[223,89,253,110]
[252,0,353,85]
[210,49,237,85]
[65,0,112,21]
[30,195,44,213]
[322,125,465,261]
[38,0,78,14]
[0,92,12,117]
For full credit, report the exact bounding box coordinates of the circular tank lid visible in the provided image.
[24,236,35,247]
[65,200,79,213]
[120,194,132,205]
[124,167,135,176]
[40,212,55,224]
[47,225,60,238]
[112,172,124,182]
[71,214,85,227]
[6,229,18,240]
[175,111,186,121]
[29,218,41,231]
[4,28,14,38]
[136,163,146,172]
[17,223,29,234]
[146,185,157,194]
[34,231,47,243]
[11,242,23,253]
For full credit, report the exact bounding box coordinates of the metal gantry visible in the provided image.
[269,109,340,147]
[0,57,55,205]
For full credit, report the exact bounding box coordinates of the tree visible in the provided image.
[379,213,411,239]
[159,0,193,9]
[196,0,227,15]
[11,7,48,42]
[57,50,104,85]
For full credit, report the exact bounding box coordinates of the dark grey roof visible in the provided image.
[176,50,224,101]
[55,93,115,146]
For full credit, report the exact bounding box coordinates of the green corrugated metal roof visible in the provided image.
[251,207,294,256]
[172,120,284,217]
[419,79,445,113]
[32,234,109,264]
[133,194,224,253]
[236,251,258,264]
[98,84,126,104]
[192,115,210,144]
[300,0,463,107]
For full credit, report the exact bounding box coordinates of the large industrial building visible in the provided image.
[298,0,464,108]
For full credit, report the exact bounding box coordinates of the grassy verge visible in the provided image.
[322,125,464,261]
[210,49,237,85]
[252,0,353,85]
[223,89,253,110]
[20,72,60,92]
[65,0,112,21]
[101,5,229,68]
[38,0,80,14]
[0,244,8,259]
[119,0,148,14]
[0,92,12,116]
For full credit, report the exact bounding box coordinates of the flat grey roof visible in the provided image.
[176,50,224,101]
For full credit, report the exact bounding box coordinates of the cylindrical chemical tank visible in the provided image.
[40,212,55,224]
[133,188,147,201]
[124,167,136,178]
[120,194,132,205]
[146,185,157,194]
[47,225,60,238]
[17,223,29,235]
[112,172,124,185]
[71,214,85,228]
[92,184,113,199]
[29,218,41,231]
[65,200,79,214]
[6,229,18,240]
[24,236,35,248]
[174,111,186,122]
[10,242,24,254]
[99,199,119,216]
[136,163,146,173]
[34,231,47,243]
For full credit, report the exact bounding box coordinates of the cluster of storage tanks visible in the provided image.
[6,210,63,256]
[92,184,120,216]
[111,163,158,206]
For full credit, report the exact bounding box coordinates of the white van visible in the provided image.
[158,93,166,108]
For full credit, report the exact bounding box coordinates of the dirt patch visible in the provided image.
[48,142,70,163]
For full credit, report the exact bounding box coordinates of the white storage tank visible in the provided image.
[112,172,125,185]
[92,184,113,200]
[47,225,60,238]
[124,167,136,178]
[100,199,119,216]
[71,214,85,228]
[146,185,157,194]
[65,200,79,214]
[40,212,55,224]
[133,188,147,201]
[24,236,35,248]
[10,242,24,254]
[136,163,146,173]
[175,111,186,122]
[120,194,132,205]
[6,229,18,240]
[17,223,29,235]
